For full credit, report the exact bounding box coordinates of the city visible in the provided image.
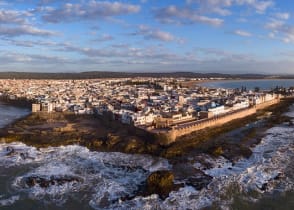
[0,78,291,144]
[1,0,294,209]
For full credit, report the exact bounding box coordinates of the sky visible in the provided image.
[0,0,294,74]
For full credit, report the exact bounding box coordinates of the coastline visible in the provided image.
[0,95,32,109]
[1,97,293,159]
[0,101,31,136]
[0,96,293,208]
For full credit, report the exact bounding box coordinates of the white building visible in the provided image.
[208,105,226,116]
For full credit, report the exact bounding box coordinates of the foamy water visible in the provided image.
[0,144,170,209]
[0,108,293,209]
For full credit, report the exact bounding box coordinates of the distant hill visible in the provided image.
[0,71,284,80]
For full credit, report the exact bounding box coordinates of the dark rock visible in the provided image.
[171,162,213,191]
[146,170,175,199]
[220,143,252,163]
[24,175,83,188]
[20,152,29,159]
[92,139,104,148]
[186,175,213,191]
[274,172,283,180]
[259,183,268,191]
[106,134,121,148]
[114,137,145,153]
[5,146,15,156]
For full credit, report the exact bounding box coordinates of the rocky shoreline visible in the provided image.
[1,98,294,200]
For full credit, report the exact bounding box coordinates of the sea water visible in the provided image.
[0,103,293,209]
[202,79,294,90]
[0,102,30,128]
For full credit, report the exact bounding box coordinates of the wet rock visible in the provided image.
[172,164,213,191]
[186,175,213,190]
[114,137,146,153]
[24,175,83,188]
[212,146,224,156]
[92,139,104,148]
[273,172,283,180]
[5,146,15,156]
[259,183,268,191]
[106,134,121,148]
[20,152,29,160]
[146,170,175,199]
[220,143,253,163]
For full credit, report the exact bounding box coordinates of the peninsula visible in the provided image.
[1,76,294,202]
[1,76,293,150]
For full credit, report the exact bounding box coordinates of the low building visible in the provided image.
[32,103,41,113]
[208,105,226,116]
[199,111,214,119]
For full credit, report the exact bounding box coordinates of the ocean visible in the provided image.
[0,103,294,209]
[202,79,294,90]
[0,102,30,128]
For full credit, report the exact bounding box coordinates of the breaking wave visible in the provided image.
[0,144,170,209]
[0,107,293,209]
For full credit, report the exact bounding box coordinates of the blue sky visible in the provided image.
[0,0,294,74]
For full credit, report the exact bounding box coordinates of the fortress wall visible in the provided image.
[161,98,280,144]
[255,98,280,110]
[169,107,256,141]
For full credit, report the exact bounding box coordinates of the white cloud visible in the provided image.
[154,5,224,26]
[187,0,233,16]
[0,25,56,37]
[235,0,274,13]
[275,12,290,20]
[42,1,140,23]
[154,0,273,27]
[0,52,68,64]
[268,32,275,38]
[265,19,285,30]
[133,25,178,42]
[186,0,273,15]
[0,8,56,37]
[91,34,114,42]
[0,9,32,24]
[265,19,294,43]
[233,29,252,37]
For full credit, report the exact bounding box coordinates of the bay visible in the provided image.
[202,79,294,90]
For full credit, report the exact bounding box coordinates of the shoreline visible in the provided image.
[0,97,293,203]
[0,96,32,109]
[0,97,293,158]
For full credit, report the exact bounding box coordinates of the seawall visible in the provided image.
[160,98,280,144]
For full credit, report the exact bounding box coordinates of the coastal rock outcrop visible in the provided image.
[23,175,83,188]
[172,163,213,190]
[145,170,175,199]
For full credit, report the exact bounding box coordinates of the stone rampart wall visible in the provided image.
[162,98,280,144]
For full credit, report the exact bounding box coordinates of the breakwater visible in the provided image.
[156,98,280,145]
